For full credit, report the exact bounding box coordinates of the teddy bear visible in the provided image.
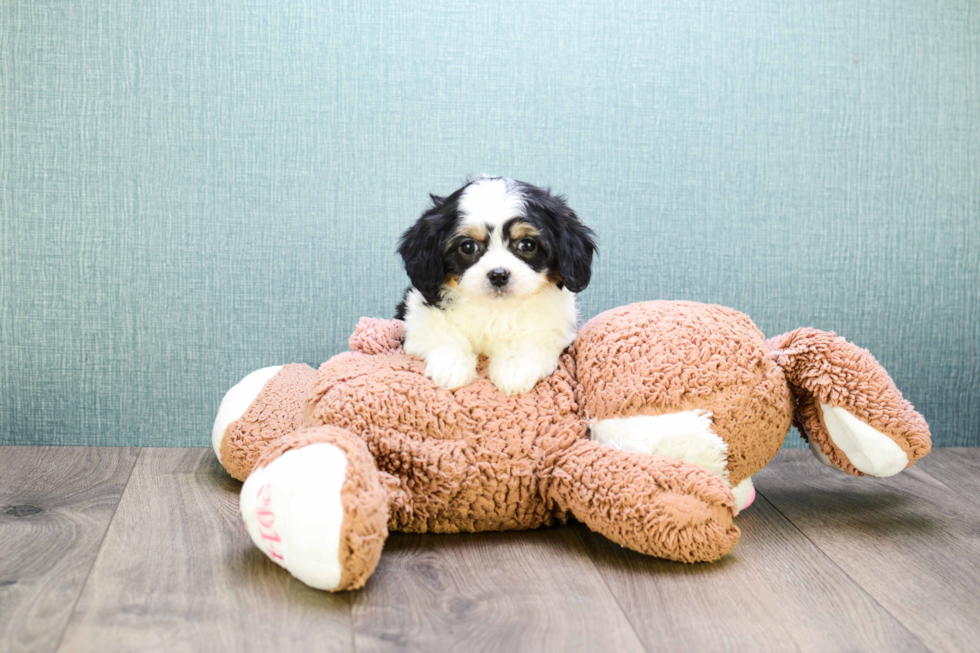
[211,300,931,592]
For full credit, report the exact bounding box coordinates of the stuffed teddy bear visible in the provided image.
[211,301,931,592]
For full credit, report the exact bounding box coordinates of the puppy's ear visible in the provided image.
[552,214,597,292]
[527,191,597,293]
[398,210,448,302]
[429,194,446,207]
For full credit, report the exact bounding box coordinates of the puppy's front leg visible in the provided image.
[487,340,565,396]
[402,311,477,390]
[420,343,478,390]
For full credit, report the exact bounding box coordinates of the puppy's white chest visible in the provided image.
[448,301,534,354]
[444,288,579,355]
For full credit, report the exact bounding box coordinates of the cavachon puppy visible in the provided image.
[395,176,596,395]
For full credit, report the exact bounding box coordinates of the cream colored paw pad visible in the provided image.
[240,443,348,590]
[212,366,283,459]
[819,404,909,477]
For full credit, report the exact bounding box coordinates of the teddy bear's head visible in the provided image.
[571,301,793,487]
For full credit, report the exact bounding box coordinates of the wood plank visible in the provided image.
[578,492,925,652]
[915,448,980,504]
[350,527,645,653]
[0,446,139,653]
[57,448,354,653]
[755,449,980,653]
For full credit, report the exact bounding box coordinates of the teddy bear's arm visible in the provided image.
[545,438,740,562]
[767,328,932,477]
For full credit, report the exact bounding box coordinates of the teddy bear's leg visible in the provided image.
[239,425,390,591]
[767,328,932,477]
[590,410,756,512]
[212,363,317,481]
[545,438,741,562]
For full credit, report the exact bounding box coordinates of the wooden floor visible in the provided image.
[1,447,978,653]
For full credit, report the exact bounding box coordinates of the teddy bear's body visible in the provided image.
[213,301,931,591]
[313,341,580,535]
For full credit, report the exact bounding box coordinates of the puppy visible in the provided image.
[395,176,596,395]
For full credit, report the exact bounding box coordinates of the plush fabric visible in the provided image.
[216,301,931,590]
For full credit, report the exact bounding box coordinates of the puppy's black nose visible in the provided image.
[487,268,510,288]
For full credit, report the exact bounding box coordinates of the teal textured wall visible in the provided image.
[1,1,977,447]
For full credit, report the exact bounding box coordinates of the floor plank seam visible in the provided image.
[51,447,143,653]
[912,462,973,503]
[568,524,651,653]
[753,486,933,652]
[347,586,358,653]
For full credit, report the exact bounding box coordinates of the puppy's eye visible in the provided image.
[459,240,478,255]
[517,238,537,253]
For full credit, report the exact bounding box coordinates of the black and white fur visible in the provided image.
[396,176,596,395]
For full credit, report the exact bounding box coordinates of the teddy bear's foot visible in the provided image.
[767,328,931,477]
[240,426,389,591]
[590,410,756,513]
[212,364,317,481]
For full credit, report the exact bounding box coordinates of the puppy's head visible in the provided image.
[398,177,596,305]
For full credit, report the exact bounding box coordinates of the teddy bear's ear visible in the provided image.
[349,317,404,354]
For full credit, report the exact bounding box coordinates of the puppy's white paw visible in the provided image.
[488,353,555,396]
[424,346,478,390]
